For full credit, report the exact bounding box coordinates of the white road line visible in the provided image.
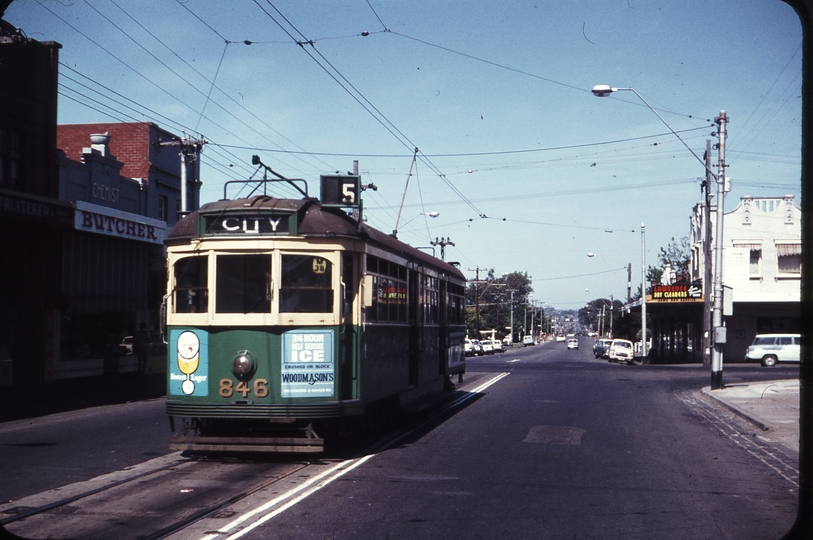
[198,372,510,540]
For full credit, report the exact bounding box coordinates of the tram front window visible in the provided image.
[280,255,333,313]
[216,254,272,313]
[174,256,208,313]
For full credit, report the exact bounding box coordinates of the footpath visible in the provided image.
[701,379,800,455]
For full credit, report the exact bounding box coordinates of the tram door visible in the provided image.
[408,269,420,386]
[438,279,448,376]
[340,254,357,400]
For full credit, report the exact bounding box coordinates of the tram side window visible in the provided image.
[174,256,208,313]
[280,255,333,313]
[216,255,271,313]
[423,275,439,324]
[365,255,408,323]
[448,283,465,324]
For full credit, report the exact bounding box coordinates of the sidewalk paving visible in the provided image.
[701,379,800,455]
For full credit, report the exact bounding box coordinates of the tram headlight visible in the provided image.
[232,350,256,380]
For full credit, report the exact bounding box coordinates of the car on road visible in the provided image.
[522,335,535,346]
[567,338,579,350]
[555,335,566,342]
[119,336,134,355]
[592,338,613,359]
[480,339,494,354]
[491,339,504,353]
[607,339,635,364]
[745,333,800,367]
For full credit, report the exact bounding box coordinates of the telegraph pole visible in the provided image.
[158,132,206,217]
[702,140,714,367]
[711,111,728,390]
[627,263,632,304]
[468,266,488,335]
[431,237,455,261]
[641,223,647,364]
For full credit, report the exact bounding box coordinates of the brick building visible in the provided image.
[53,123,204,378]
[0,17,201,386]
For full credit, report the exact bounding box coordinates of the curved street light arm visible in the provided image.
[592,85,718,181]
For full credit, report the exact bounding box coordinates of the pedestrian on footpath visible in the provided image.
[134,323,151,374]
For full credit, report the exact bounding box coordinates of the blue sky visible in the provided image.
[5,0,802,310]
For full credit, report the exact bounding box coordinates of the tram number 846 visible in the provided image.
[219,378,269,398]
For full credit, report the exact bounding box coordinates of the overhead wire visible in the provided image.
[252,0,488,219]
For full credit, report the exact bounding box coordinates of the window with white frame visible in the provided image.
[733,243,762,278]
[776,243,802,277]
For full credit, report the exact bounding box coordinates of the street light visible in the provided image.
[593,85,727,380]
[392,211,439,238]
[591,85,716,180]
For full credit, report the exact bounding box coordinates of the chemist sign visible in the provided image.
[281,329,335,398]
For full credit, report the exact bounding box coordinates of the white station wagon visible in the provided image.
[745,334,800,367]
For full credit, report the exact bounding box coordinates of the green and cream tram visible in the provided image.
[164,177,466,453]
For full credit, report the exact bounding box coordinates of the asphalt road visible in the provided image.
[0,338,800,539]
[242,339,798,539]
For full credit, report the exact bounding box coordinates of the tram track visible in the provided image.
[0,453,314,540]
[1,372,509,540]
[0,455,190,527]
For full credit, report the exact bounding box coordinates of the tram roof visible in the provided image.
[167,196,464,280]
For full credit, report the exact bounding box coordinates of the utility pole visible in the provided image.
[431,237,455,261]
[702,140,714,368]
[627,263,632,304]
[609,294,614,338]
[158,132,206,217]
[468,266,488,335]
[641,223,647,364]
[711,111,728,390]
[507,289,516,345]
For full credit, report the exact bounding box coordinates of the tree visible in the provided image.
[632,236,692,299]
[658,236,691,274]
[465,270,533,340]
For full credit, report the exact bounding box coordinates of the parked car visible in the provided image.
[592,338,613,359]
[607,339,635,364]
[480,339,494,354]
[567,338,579,350]
[522,335,535,346]
[491,339,504,353]
[464,338,473,357]
[119,336,134,355]
[745,334,800,367]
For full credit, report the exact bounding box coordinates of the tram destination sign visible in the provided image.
[202,213,293,236]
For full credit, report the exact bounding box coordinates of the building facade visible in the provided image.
[0,24,65,386]
[0,21,201,386]
[697,195,801,361]
[54,124,203,378]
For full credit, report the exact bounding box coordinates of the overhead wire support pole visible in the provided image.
[431,237,455,260]
[641,223,647,364]
[702,140,714,368]
[711,111,728,390]
[157,132,206,217]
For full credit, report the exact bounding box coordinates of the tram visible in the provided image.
[164,173,466,453]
